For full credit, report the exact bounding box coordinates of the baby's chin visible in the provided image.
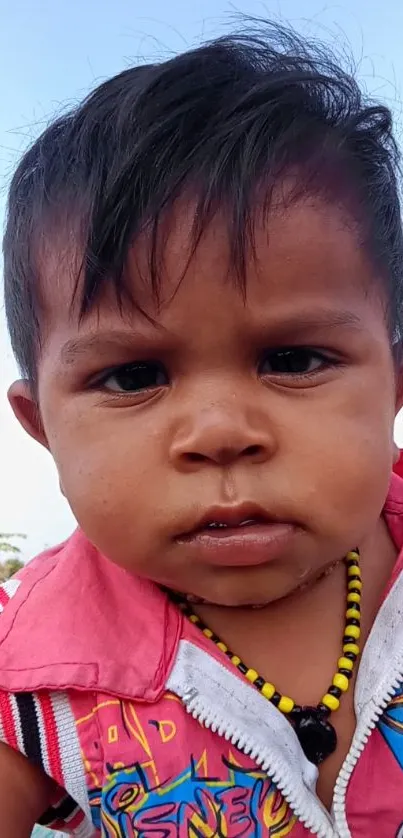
[169,583,282,609]
[160,556,326,609]
[173,563,333,609]
[163,585,269,609]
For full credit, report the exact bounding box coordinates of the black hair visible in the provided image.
[3,19,403,388]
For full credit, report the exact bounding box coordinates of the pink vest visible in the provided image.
[3,476,403,837]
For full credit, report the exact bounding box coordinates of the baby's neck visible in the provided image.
[194,515,397,706]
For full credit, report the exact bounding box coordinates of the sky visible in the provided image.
[1,0,403,560]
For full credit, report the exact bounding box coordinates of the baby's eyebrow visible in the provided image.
[278,308,363,334]
[245,308,364,343]
[59,308,364,367]
[59,331,150,366]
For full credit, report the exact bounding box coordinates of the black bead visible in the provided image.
[346,559,359,567]
[343,635,357,645]
[328,685,342,699]
[316,703,331,718]
[270,692,281,707]
[344,651,357,661]
[238,662,248,675]
[348,603,360,612]
[339,668,352,679]
[293,707,337,765]
[346,618,360,627]
[254,676,266,689]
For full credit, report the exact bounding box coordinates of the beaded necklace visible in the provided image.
[178,549,362,766]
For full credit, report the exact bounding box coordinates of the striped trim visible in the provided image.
[65,808,88,832]
[39,794,78,823]
[0,588,9,610]
[46,808,90,838]
[15,693,42,766]
[42,813,90,837]
[0,578,21,612]
[36,692,64,786]
[0,691,94,837]
[50,692,92,822]
[0,692,18,750]
[39,795,88,834]
[9,693,25,753]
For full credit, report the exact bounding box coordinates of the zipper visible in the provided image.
[168,639,403,838]
[332,668,403,837]
[178,685,334,837]
[168,640,335,838]
[331,533,403,836]
[166,547,403,837]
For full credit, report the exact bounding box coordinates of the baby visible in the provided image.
[1,20,403,838]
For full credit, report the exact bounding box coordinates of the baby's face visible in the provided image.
[10,197,401,606]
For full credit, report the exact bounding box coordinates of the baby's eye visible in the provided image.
[259,348,329,376]
[101,361,168,393]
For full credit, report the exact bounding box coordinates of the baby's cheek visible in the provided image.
[56,446,123,517]
[287,396,393,530]
[58,444,160,567]
[319,434,393,539]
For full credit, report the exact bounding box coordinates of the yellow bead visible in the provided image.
[278,695,295,714]
[346,607,360,620]
[348,579,362,591]
[203,627,213,638]
[333,673,349,692]
[347,566,361,578]
[217,641,227,653]
[189,614,199,623]
[343,642,360,656]
[261,682,275,700]
[347,592,361,604]
[231,655,241,666]
[321,693,340,711]
[338,656,354,671]
[346,551,359,561]
[246,668,258,683]
[345,624,360,639]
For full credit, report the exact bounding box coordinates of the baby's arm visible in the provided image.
[0,741,54,837]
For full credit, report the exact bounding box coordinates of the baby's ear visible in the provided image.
[8,380,49,450]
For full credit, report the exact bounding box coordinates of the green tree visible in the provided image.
[0,533,26,580]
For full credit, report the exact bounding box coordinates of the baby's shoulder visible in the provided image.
[0,529,181,702]
[0,532,93,693]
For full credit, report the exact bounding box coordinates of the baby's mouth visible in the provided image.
[176,504,296,569]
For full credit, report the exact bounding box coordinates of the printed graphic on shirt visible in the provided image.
[76,694,298,837]
[91,757,296,837]
[378,682,403,769]
[378,683,403,838]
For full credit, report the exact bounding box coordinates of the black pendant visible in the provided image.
[292,707,337,766]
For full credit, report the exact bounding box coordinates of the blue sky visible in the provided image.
[1,0,403,558]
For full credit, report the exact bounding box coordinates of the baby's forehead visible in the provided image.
[38,194,376,337]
